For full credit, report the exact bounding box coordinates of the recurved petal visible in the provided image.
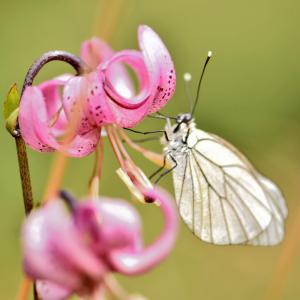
[19,86,56,152]
[102,50,153,127]
[19,86,99,157]
[103,50,151,109]
[81,37,114,69]
[138,25,176,113]
[109,188,178,275]
[81,37,135,100]
[39,76,70,136]
[84,71,117,127]
[63,76,95,135]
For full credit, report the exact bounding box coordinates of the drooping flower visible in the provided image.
[18,76,100,156]
[22,188,178,299]
[19,25,176,157]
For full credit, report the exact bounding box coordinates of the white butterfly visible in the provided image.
[161,114,287,245]
[124,52,287,246]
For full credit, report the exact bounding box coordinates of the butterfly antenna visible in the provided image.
[183,72,193,112]
[191,51,212,116]
[156,111,177,120]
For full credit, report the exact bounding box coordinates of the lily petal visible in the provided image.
[109,188,178,275]
[23,201,105,289]
[138,25,176,114]
[39,76,70,136]
[81,37,114,69]
[81,37,135,99]
[22,201,83,289]
[36,280,72,300]
[101,26,176,127]
[19,86,99,157]
[19,86,56,152]
[62,76,95,135]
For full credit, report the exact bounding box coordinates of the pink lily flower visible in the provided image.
[22,188,178,299]
[19,25,176,157]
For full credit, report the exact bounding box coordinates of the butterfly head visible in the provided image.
[161,113,195,148]
[170,113,194,136]
[175,113,192,129]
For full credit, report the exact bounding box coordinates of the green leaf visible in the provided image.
[3,84,20,120]
[5,107,19,136]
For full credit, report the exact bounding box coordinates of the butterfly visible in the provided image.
[125,52,287,246]
[160,112,287,245]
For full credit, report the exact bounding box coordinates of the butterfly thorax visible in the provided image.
[161,114,197,157]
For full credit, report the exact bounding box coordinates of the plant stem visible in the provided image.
[21,50,84,95]
[15,137,33,215]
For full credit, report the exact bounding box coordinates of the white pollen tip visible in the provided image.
[183,72,192,82]
[208,50,212,57]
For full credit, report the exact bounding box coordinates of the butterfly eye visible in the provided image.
[176,114,184,123]
[183,113,192,123]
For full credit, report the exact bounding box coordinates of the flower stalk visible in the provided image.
[15,137,33,215]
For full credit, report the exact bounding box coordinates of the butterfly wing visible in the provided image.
[247,175,287,246]
[171,128,286,245]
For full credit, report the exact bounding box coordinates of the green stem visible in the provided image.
[15,137,33,215]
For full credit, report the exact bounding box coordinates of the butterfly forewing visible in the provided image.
[169,127,283,245]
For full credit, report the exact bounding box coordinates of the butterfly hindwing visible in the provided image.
[247,175,287,246]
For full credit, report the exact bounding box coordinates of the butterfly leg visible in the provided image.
[124,128,169,142]
[153,155,178,184]
[119,128,171,168]
[149,156,167,180]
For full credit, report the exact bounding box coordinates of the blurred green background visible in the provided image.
[1,0,299,299]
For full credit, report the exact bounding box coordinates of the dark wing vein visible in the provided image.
[225,179,264,233]
[178,153,189,209]
[220,174,232,244]
[191,150,249,243]
[188,155,196,234]
[191,150,223,198]
[225,173,271,213]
